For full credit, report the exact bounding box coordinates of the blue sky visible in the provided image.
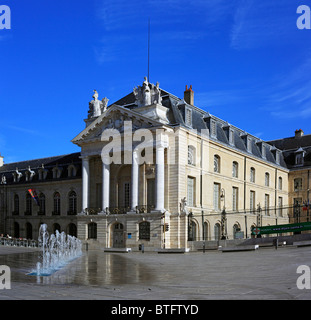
[0,0,310,163]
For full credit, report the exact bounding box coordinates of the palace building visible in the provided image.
[0,78,299,250]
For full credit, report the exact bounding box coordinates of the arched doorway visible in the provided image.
[67,223,77,237]
[112,223,125,248]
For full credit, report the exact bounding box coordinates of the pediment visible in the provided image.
[72,104,170,145]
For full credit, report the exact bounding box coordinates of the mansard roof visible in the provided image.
[0,152,81,185]
[267,133,311,169]
[109,84,287,169]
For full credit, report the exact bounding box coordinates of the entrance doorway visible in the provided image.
[113,223,125,248]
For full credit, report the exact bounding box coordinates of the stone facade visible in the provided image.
[0,79,300,251]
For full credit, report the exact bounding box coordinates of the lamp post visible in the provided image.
[220,188,227,240]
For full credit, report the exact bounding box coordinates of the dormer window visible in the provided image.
[295,148,305,166]
[68,164,77,177]
[52,166,63,179]
[211,120,217,138]
[185,107,192,127]
[38,164,48,180]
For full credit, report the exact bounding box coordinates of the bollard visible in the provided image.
[203,242,205,253]
[85,242,88,251]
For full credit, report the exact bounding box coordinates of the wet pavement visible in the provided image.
[1,245,311,300]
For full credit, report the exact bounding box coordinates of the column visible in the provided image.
[155,144,165,212]
[131,150,139,211]
[82,156,90,213]
[102,161,110,213]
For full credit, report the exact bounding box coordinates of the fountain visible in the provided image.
[29,224,82,276]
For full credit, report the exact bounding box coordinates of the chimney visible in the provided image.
[0,154,3,167]
[295,129,304,138]
[184,85,194,106]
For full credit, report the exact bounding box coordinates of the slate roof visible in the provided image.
[111,86,288,169]
[0,152,81,185]
[267,133,311,169]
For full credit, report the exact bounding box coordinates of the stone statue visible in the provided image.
[180,197,188,214]
[88,90,109,119]
[1,175,6,185]
[133,77,162,108]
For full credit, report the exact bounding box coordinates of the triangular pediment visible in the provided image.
[72,104,171,145]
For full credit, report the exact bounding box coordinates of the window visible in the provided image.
[88,222,97,239]
[295,152,304,165]
[232,161,238,178]
[250,167,255,183]
[214,155,220,173]
[213,183,221,211]
[250,191,255,212]
[187,177,195,207]
[68,191,77,215]
[232,187,238,211]
[278,197,283,217]
[188,146,195,165]
[188,220,197,241]
[278,177,283,190]
[139,221,150,241]
[214,223,221,240]
[124,183,131,208]
[185,107,192,127]
[294,178,302,191]
[211,120,217,137]
[53,192,61,215]
[25,193,32,215]
[265,172,270,187]
[13,194,19,215]
[68,165,77,177]
[38,193,46,215]
[265,194,270,215]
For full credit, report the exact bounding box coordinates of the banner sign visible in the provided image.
[251,222,311,236]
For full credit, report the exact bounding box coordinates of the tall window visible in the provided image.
[250,191,256,212]
[88,222,97,239]
[188,146,195,165]
[214,155,220,173]
[232,161,238,178]
[213,183,221,211]
[68,191,77,215]
[187,177,195,207]
[185,107,192,127]
[278,197,283,217]
[39,193,46,215]
[265,172,270,187]
[25,193,32,215]
[232,187,238,211]
[124,183,130,208]
[278,177,283,190]
[250,167,255,183]
[13,194,19,215]
[53,192,61,215]
[265,194,270,215]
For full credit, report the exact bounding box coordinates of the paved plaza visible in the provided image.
[0,245,311,300]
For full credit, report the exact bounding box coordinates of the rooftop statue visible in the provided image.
[133,77,162,108]
[88,90,109,119]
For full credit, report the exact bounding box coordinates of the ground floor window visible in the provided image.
[139,221,150,241]
[88,222,97,239]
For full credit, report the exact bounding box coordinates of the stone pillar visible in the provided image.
[102,161,110,213]
[155,144,165,212]
[131,150,139,212]
[82,156,90,213]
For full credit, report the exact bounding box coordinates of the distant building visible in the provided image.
[0,79,293,250]
[268,129,311,225]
